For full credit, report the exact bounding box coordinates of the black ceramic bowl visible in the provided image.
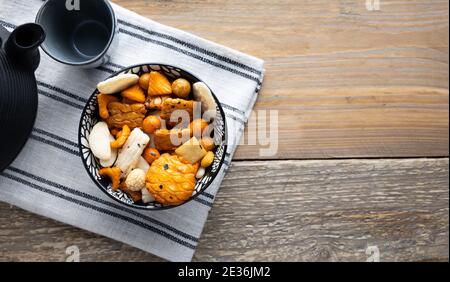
[36,0,118,68]
[79,63,227,210]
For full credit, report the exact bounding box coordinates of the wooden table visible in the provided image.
[1,0,448,261]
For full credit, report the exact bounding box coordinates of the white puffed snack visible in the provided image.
[196,167,206,179]
[88,121,111,160]
[115,128,150,176]
[125,169,146,191]
[192,82,217,119]
[97,73,139,94]
[141,188,155,203]
[99,134,118,167]
[136,156,150,172]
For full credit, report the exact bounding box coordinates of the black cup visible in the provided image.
[35,0,117,68]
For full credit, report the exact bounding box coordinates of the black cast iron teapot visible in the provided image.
[0,23,46,172]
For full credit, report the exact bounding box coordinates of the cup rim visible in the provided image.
[35,0,116,66]
[78,63,228,210]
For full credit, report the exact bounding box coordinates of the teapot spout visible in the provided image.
[5,23,46,71]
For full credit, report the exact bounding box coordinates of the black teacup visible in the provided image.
[35,0,117,68]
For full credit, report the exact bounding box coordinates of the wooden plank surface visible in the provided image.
[114,0,449,159]
[1,0,448,262]
[1,158,448,262]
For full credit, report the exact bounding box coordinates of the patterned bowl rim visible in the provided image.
[78,63,228,210]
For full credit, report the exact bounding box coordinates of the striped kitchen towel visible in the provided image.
[0,0,264,261]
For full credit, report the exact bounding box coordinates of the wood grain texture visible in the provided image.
[1,0,448,263]
[0,158,447,261]
[113,0,449,159]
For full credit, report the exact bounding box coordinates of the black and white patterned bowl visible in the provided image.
[78,63,227,210]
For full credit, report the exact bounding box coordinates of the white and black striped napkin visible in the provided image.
[0,0,264,261]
